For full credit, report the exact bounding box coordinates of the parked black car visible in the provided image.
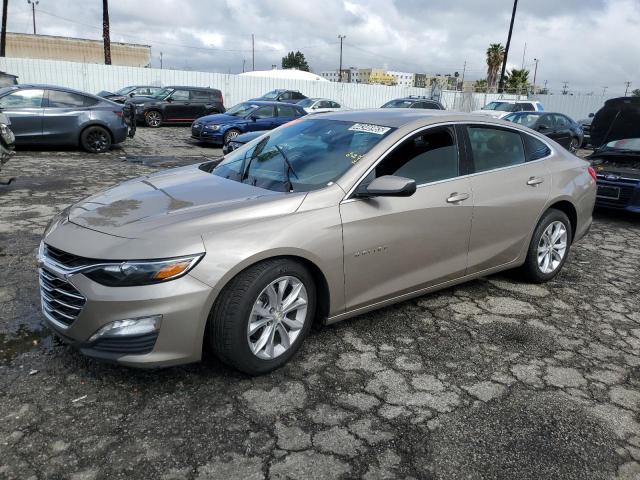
[503,111,583,153]
[0,84,131,153]
[577,113,595,147]
[97,86,163,103]
[125,86,225,127]
[588,96,640,213]
[249,89,307,103]
[221,130,264,155]
[381,96,444,110]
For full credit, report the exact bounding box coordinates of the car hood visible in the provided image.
[126,96,160,106]
[591,97,640,148]
[197,113,244,125]
[67,164,306,239]
[471,110,507,118]
[97,90,115,97]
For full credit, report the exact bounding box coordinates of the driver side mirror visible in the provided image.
[129,92,135,97]
[166,97,173,103]
[354,175,416,198]
[249,115,257,121]
[588,113,594,118]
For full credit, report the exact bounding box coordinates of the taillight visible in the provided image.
[114,110,123,118]
[588,166,597,181]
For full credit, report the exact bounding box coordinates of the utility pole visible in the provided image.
[251,34,255,71]
[1,0,8,57]
[532,58,539,93]
[498,0,518,93]
[27,0,38,35]
[242,58,245,73]
[624,81,631,96]
[543,79,548,93]
[521,42,526,69]
[102,0,111,65]
[337,34,346,82]
[460,60,466,91]
[601,86,607,96]
[160,51,163,69]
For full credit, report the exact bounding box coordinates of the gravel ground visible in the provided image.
[1,128,639,480]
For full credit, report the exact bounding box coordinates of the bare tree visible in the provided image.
[102,0,111,65]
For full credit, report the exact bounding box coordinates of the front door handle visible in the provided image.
[447,192,470,203]
[527,176,544,186]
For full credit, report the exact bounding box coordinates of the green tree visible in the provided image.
[474,79,488,92]
[505,68,530,94]
[486,43,505,91]
[632,88,640,97]
[281,51,309,71]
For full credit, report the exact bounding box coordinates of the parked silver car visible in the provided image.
[0,84,131,153]
[38,110,596,374]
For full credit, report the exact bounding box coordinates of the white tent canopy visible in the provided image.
[239,68,328,82]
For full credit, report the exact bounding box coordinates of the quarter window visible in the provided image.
[0,89,45,108]
[467,126,526,172]
[553,114,569,127]
[48,90,95,107]
[190,90,210,101]
[375,126,459,185]
[522,134,551,161]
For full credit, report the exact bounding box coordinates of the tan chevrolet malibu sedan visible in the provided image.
[38,110,597,374]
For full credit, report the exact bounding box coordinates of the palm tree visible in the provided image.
[474,79,488,92]
[103,0,111,65]
[486,43,505,91]
[505,68,530,94]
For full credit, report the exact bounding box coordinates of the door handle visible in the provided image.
[527,176,544,186]
[446,192,470,203]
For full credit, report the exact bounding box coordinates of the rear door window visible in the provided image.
[47,90,96,108]
[520,103,535,111]
[278,91,293,101]
[0,89,45,108]
[466,126,526,173]
[170,90,190,101]
[190,90,210,101]
[253,106,275,118]
[276,105,297,117]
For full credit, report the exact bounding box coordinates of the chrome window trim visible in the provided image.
[341,120,555,203]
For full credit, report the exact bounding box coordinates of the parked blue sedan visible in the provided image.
[191,101,307,145]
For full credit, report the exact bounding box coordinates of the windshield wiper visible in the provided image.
[274,144,298,192]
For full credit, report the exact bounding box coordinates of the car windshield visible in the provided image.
[297,98,315,107]
[151,88,174,99]
[482,101,516,112]
[603,138,640,152]
[225,103,260,117]
[504,113,540,127]
[115,86,136,95]
[382,99,413,108]
[261,90,281,100]
[213,119,395,192]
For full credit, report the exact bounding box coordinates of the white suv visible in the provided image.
[472,100,544,119]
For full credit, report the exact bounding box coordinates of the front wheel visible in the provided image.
[519,209,572,283]
[223,128,241,145]
[80,126,111,153]
[569,137,580,153]
[144,110,162,127]
[207,259,316,375]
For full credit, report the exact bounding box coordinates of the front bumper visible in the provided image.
[39,263,215,367]
[191,125,224,144]
[594,177,640,213]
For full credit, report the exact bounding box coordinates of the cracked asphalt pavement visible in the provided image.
[1,128,640,480]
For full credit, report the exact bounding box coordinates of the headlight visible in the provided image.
[205,124,220,131]
[83,254,204,287]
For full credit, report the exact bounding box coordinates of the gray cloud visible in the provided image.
[4,0,638,94]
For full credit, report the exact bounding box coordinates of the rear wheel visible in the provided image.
[519,209,572,283]
[569,137,580,153]
[208,259,316,375]
[144,110,162,127]
[223,128,241,144]
[80,126,111,153]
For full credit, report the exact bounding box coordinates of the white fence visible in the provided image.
[0,57,615,120]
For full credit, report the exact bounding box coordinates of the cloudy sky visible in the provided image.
[5,0,639,94]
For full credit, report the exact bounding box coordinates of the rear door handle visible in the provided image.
[527,176,544,186]
[446,192,470,203]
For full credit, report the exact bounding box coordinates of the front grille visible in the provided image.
[596,183,638,206]
[90,332,158,355]
[44,244,94,269]
[40,268,86,327]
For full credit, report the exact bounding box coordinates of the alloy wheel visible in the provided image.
[146,111,161,127]
[225,130,240,143]
[569,138,579,153]
[537,221,568,274]
[86,130,109,152]
[247,276,308,360]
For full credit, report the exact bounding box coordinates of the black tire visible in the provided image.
[144,110,163,127]
[207,259,316,375]
[223,128,241,145]
[80,126,112,153]
[519,209,572,283]
[569,137,580,153]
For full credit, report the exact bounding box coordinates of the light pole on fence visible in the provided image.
[337,35,346,82]
[532,58,539,94]
[27,0,38,35]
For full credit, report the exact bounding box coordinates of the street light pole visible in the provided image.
[532,58,539,94]
[498,0,518,93]
[337,35,346,82]
[27,0,38,35]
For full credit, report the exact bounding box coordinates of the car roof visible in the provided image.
[7,84,110,101]
[164,86,220,91]
[490,99,540,104]
[241,100,302,107]
[312,108,480,127]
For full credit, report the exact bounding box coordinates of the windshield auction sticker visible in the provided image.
[349,123,391,135]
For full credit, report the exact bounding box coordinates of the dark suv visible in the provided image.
[381,96,444,110]
[250,89,307,103]
[125,86,225,127]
